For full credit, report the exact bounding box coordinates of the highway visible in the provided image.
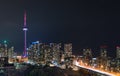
[74,61,117,76]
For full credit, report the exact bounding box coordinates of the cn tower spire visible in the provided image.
[24,10,26,27]
[23,10,28,57]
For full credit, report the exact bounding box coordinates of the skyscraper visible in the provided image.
[99,46,108,70]
[116,46,120,58]
[83,48,92,66]
[64,43,72,57]
[100,48,107,58]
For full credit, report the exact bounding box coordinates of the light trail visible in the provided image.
[75,61,116,76]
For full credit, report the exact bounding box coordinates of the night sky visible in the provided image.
[0,0,120,56]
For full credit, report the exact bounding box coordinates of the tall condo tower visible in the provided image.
[23,10,28,57]
[116,46,120,58]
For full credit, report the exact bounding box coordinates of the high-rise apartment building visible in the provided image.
[51,43,61,64]
[28,42,62,64]
[116,46,120,58]
[8,46,14,58]
[100,48,107,58]
[64,43,72,58]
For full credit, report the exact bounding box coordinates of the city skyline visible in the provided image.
[0,0,120,76]
[0,0,120,54]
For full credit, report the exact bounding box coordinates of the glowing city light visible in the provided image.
[4,40,7,44]
[75,61,116,76]
[23,28,28,31]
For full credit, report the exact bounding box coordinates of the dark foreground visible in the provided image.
[0,65,102,76]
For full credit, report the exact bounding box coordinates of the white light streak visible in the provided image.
[75,61,116,76]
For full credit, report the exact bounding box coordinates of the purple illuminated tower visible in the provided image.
[23,10,28,57]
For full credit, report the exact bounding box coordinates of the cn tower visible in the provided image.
[23,10,28,57]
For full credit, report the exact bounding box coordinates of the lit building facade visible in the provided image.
[116,46,120,58]
[99,46,108,70]
[100,48,107,58]
[8,46,14,58]
[28,41,42,63]
[51,43,61,64]
[83,48,92,66]
[28,42,62,64]
[0,43,14,58]
[64,43,72,58]
[64,43,73,68]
